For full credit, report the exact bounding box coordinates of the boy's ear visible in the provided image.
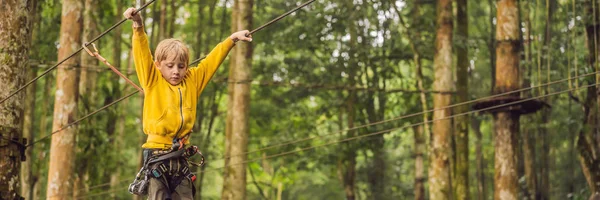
[154,60,160,69]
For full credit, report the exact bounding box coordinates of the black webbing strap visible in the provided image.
[147,148,185,165]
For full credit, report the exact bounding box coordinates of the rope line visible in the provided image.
[15,0,320,149]
[7,69,599,155]
[188,0,316,66]
[196,82,597,174]
[72,81,597,199]
[212,70,599,162]
[26,91,139,147]
[0,0,156,105]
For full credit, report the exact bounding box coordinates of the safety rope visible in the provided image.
[18,0,318,151]
[82,43,144,94]
[0,0,157,105]
[71,81,598,199]
[198,82,597,174]
[214,70,600,162]
[26,91,139,147]
[188,0,316,66]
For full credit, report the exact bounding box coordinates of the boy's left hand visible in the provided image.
[230,30,253,43]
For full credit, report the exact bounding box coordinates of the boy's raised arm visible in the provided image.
[124,7,158,88]
[193,30,253,94]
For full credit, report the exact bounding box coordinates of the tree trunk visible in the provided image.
[472,118,487,200]
[538,111,551,200]
[520,0,539,199]
[222,0,237,197]
[168,0,177,38]
[493,1,521,199]
[197,89,221,200]
[522,124,538,199]
[104,1,124,195]
[20,1,39,199]
[72,0,100,197]
[338,96,357,200]
[493,112,519,200]
[488,0,497,92]
[0,0,34,199]
[79,0,99,106]
[340,2,359,199]
[413,126,426,200]
[578,1,600,196]
[338,151,357,200]
[159,0,167,41]
[538,1,556,199]
[150,0,160,47]
[33,69,54,200]
[454,0,469,199]
[21,66,36,200]
[395,3,428,198]
[363,3,387,198]
[222,0,253,199]
[429,0,454,199]
[46,0,83,199]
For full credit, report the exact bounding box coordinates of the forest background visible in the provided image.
[1,0,599,199]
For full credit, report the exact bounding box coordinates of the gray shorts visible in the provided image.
[145,151,195,200]
[147,177,193,200]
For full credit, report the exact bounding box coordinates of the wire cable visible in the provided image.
[72,80,596,199]
[188,0,316,66]
[26,91,139,147]
[0,0,156,105]
[197,82,597,174]
[212,70,599,162]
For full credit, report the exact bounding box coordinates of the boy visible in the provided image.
[123,7,252,200]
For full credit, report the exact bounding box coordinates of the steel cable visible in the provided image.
[0,0,157,105]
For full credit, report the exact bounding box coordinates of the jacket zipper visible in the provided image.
[175,88,184,138]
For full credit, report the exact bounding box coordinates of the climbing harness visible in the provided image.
[82,43,144,94]
[128,144,205,196]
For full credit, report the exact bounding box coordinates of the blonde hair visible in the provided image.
[154,39,189,65]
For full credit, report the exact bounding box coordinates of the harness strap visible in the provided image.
[82,43,144,94]
[147,148,185,165]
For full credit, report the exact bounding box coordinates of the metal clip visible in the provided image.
[82,43,98,57]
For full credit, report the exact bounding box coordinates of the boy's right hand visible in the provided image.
[123,7,143,26]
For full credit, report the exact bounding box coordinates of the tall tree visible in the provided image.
[472,118,487,199]
[158,0,167,41]
[20,0,39,199]
[578,0,600,196]
[453,0,469,199]
[392,1,427,199]
[493,0,521,199]
[46,0,83,199]
[79,0,99,104]
[0,0,34,199]
[520,0,539,199]
[337,2,360,199]
[72,0,100,197]
[222,0,253,199]
[108,1,124,196]
[538,1,556,199]
[429,0,454,199]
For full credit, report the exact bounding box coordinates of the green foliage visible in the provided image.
[24,0,597,199]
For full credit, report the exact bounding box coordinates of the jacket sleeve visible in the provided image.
[132,27,159,88]
[188,38,235,95]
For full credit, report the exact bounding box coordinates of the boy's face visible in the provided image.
[155,54,187,85]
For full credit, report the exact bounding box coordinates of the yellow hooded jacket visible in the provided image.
[132,27,234,149]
